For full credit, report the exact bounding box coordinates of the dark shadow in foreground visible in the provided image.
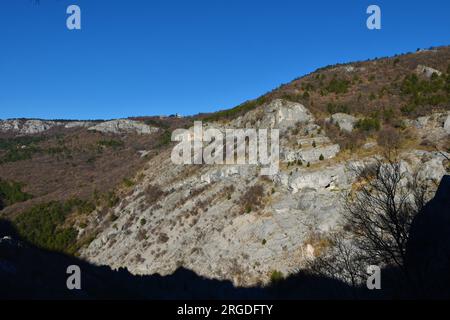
[1,176,449,300]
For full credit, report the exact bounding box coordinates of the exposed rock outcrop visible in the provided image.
[88,119,159,135]
[327,113,357,133]
[0,119,60,134]
[444,114,450,134]
[0,118,159,135]
[415,64,442,78]
[64,121,95,129]
[229,99,314,132]
[404,112,450,149]
[283,144,340,163]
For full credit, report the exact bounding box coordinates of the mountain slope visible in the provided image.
[1,46,450,287]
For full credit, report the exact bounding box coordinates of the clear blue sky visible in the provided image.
[1,0,449,120]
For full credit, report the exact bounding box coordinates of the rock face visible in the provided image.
[444,115,450,134]
[230,99,314,132]
[283,144,340,163]
[88,119,159,135]
[416,64,442,78]
[275,163,353,194]
[264,99,314,130]
[81,147,447,287]
[80,99,449,287]
[404,112,450,150]
[328,113,357,133]
[64,121,95,129]
[0,119,60,134]
[0,119,146,134]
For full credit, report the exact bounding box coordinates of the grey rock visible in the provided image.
[283,144,340,163]
[88,119,159,135]
[0,119,60,134]
[444,115,450,134]
[362,142,377,150]
[328,113,357,132]
[259,99,314,131]
[64,121,95,129]
[416,65,442,78]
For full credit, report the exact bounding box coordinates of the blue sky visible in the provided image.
[0,0,449,120]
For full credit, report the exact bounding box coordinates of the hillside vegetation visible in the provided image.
[205,46,450,120]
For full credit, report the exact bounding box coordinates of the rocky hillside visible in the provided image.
[1,46,450,287]
[81,100,449,286]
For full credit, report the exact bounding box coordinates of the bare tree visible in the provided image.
[306,232,366,288]
[343,157,427,274]
[307,155,429,287]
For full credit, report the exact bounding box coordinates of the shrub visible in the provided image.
[204,96,268,122]
[105,191,119,208]
[326,78,350,94]
[98,139,124,149]
[401,104,416,115]
[156,129,172,147]
[377,126,402,150]
[355,118,380,132]
[0,136,45,163]
[0,179,33,209]
[143,184,166,205]
[0,136,44,151]
[79,202,95,214]
[239,185,265,213]
[382,108,396,123]
[14,201,78,253]
[158,233,169,243]
[64,198,96,215]
[270,270,284,283]
[319,154,324,161]
[144,118,170,129]
[122,178,135,188]
[262,239,267,245]
[400,73,450,113]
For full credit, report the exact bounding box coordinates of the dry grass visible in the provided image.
[0,127,158,217]
[239,184,265,213]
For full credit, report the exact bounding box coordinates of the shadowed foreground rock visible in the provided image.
[1,218,361,299]
[406,175,450,298]
[1,176,449,300]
